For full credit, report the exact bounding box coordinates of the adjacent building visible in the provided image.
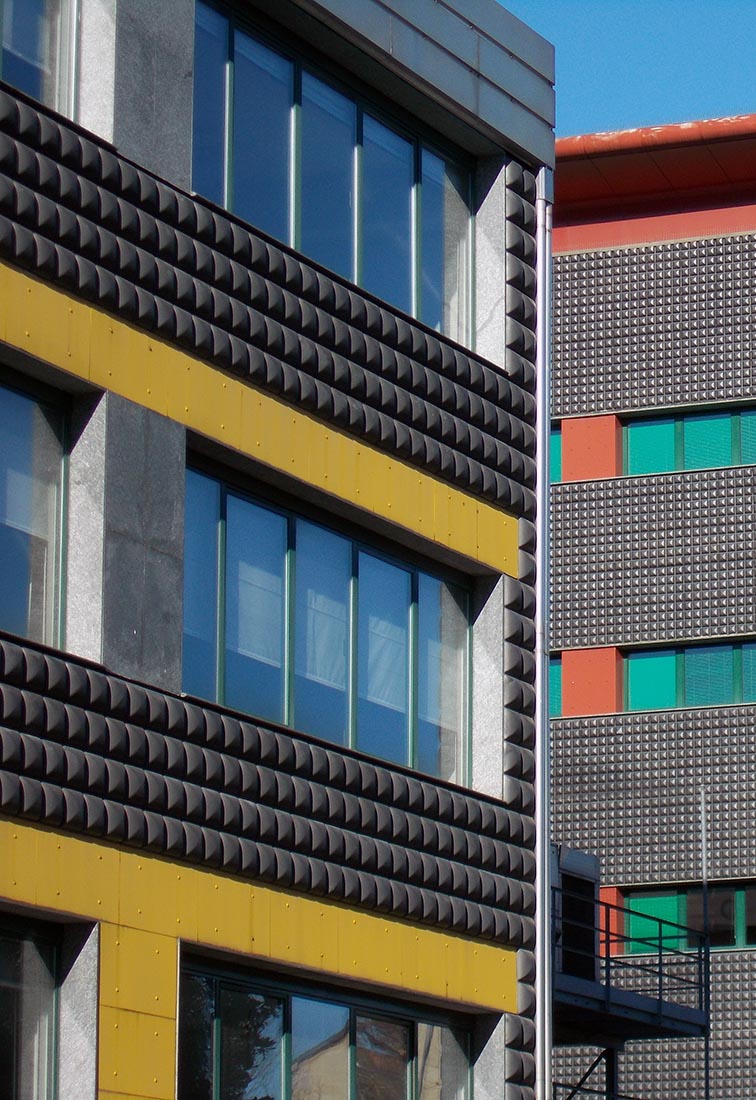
[551,118,756,1096]
[0,3,554,1100]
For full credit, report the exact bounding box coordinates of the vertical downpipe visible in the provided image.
[534,166,553,1100]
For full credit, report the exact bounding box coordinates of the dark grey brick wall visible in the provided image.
[551,467,756,650]
[554,234,756,419]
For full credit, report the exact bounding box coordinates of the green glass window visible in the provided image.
[549,655,562,717]
[684,644,734,707]
[682,412,733,470]
[625,883,756,953]
[625,649,678,711]
[178,964,470,1100]
[625,417,676,475]
[625,891,684,954]
[192,2,472,341]
[1,0,72,110]
[549,426,562,483]
[182,469,470,782]
[0,383,64,645]
[739,410,756,464]
[0,922,57,1100]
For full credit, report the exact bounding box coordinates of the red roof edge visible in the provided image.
[556,113,756,160]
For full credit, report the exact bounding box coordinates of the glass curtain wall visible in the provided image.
[191,1,472,342]
[0,385,63,645]
[182,469,469,782]
[178,966,470,1100]
[0,0,72,111]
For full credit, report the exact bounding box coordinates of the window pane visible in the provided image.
[549,655,562,717]
[687,888,736,948]
[293,521,351,744]
[178,972,215,1100]
[417,574,467,782]
[625,893,684,953]
[291,997,349,1100]
[684,644,733,707]
[301,74,355,279]
[683,412,733,469]
[192,2,228,206]
[550,426,562,483]
[357,554,410,766]
[233,31,292,241]
[0,388,61,644]
[225,497,287,722]
[626,650,678,711]
[183,470,220,701]
[362,115,413,314]
[2,0,65,107]
[356,1015,409,1100]
[219,987,283,1100]
[740,409,756,465]
[744,886,756,944]
[418,1024,468,1100]
[420,148,469,342]
[743,643,756,702]
[625,418,676,475]
[0,931,56,1100]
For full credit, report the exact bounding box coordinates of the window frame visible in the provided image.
[0,367,68,649]
[192,0,474,340]
[182,460,473,783]
[0,0,77,116]
[624,640,756,711]
[179,954,472,1100]
[623,406,756,476]
[624,883,756,953]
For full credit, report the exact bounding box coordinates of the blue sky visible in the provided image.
[502,1,756,136]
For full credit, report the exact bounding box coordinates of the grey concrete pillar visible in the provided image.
[66,391,185,692]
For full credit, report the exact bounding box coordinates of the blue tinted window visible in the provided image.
[192,3,228,206]
[361,116,414,315]
[183,470,220,701]
[301,74,355,279]
[232,32,293,240]
[420,148,469,341]
[2,0,65,106]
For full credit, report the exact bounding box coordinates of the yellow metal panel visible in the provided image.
[99,1005,176,1100]
[0,820,519,1013]
[100,924,178,1019]
[0,262,520,576]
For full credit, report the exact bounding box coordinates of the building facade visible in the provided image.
[0,3,554,1099]
[551,118,756,1096]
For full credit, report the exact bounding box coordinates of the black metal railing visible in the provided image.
[552,885,710,1015]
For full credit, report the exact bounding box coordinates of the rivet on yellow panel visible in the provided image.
[100,924,178,1019]
[99,1006,176,1100]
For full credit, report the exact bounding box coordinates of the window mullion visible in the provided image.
[282,995,293,1100]
[412,144,421,322]
[284,516,296,726]
[348,544,359,750]
[354,110,363,286]
[224,22,234,210]
[291,66,302,249]
[217,488,228,704]
[408,572,418,770]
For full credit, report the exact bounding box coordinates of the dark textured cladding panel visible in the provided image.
[551,468,756,649]
[0,84,536,518]
[504,161,538,398]
[552,707,756,884]
[553,234,756,418]
[0,634,535,949]
[555,952,756,1100]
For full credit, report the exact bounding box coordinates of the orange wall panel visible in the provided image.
[562,416,621,481]
[562,648,622,716]
[600,885,624,956]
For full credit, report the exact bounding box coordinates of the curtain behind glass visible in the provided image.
[0,933,56,1100]
[0,388,61,644]
[1,0,68,109]
[417,576,467,782]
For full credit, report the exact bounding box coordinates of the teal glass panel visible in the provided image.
[684,644,734,706]
[683,412,732,470]
[233,31,292,241]
[192,2,228,206]
[549,656,562,717]
[416,574,467,783]
[625,418,676,475]
[293,521,351,745]
[626,650,678,710]
[743,643,756,702]
[291,998,349,1100]
[362,115,413,315]
[183,471,220,701]
[420,148,469,342]
[740,409,756,464]
[356,553,410,766]
[626,893,682,953]
[0,387,62,644]
[550,426,562,483]
[225,497,287,722]
[219,987,283,1100]
[301,74,355,279]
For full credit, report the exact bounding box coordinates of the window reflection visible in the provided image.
[301,75,355,280]
[417,1024,468,1100]
[0,387,62,645]
[1,0,69,109]
[219,988,284,1100]
[417,575,467,783]
[362,116,413,315]
[192,3,228,207]
[291,997,349,1100]
[183,471,220,701]
[356,1015,409,1100]
[0,929,56,1100]
[420,150,469,342]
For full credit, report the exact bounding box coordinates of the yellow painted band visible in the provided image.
[2,818,518,1015]
[0,261,519,576]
